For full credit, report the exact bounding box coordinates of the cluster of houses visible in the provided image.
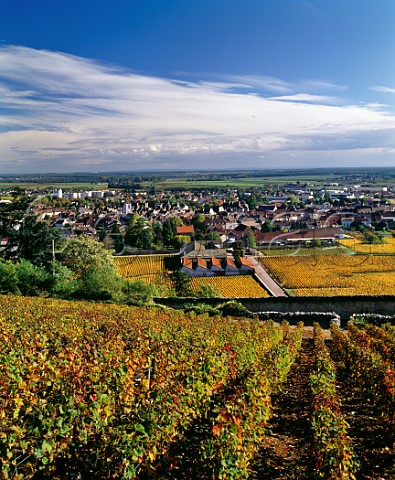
[1,180,394,255]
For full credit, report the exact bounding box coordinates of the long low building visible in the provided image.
[181,255,254,277]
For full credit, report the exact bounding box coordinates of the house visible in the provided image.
[225,257,239,276]
[210,257,225,274]
[176,225,195,236]
[238,257,255,273]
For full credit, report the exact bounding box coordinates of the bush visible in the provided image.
[183,303,221,316]
[219,301,253,318]
[0,259,19,294]
[122,279,159,306]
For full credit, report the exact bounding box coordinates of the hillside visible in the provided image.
[1,295,395,479]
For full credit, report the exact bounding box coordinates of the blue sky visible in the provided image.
[0,0,394,173]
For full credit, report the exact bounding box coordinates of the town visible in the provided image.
[1,171,393,260]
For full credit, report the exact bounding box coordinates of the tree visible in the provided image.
[191,214,206,235]
[61,236,121,300]
[122,279,158,305]
[0,191,60,267]
[125,215,152,249]
[9,215,61,267]
[362,231,383,245]
[0,259,19,294]
[152,221,164,248]
[233,240,244,260]
[15,259,50,296]
[162,217,183,247]
[170,270,193,297]
[261,220,274,232]
[110,224,125,253]
[245,231,257,249]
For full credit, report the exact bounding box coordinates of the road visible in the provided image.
[246,255,287,297]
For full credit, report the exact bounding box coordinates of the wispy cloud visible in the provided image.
[0,45,394,172]
[268,93,341,105]
[370,85,395,94]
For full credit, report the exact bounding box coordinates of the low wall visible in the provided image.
[154,295,395,326]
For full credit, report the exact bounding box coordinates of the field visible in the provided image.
[259,254,395,296]
[113,255,177,286]
[2,295,395,479]
[138,174,334,191]
[114,255,270,298]
[339,236,395,254]
[0,182,108,191]
[190,275,270,298]
[114,254,171,277]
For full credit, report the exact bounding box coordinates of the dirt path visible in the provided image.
[251,337,315,479]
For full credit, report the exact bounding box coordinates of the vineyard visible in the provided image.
[2,295,395,478]
[259,254,395,296]
[190,276,270,298]
[113,254,177,278]
[339,237,395,254]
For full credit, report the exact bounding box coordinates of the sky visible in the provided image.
[1,0,395,174]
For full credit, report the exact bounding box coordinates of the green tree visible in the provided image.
[191,214,207,235]
[261,220,274,232]
[122,279,158,305]
[233,240,244,260]
[362,231,383,245]
[162,217,183,246]
[12,215,61,267]
[0,191,60,267]
[245,231,257,249]
[170,270,193,297]
[61,236,121,300]
[125,216,152,249]
[15,259,49,296]
[111,223,125,253]
[0,259,19,294]
[152,221,164,248]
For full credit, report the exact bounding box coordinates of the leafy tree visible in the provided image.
[16,216,61,267]
[233,240,244,260]
[170,270,193,297]
[15,259,49,296]
[111,223,125,253]
[152,221,164,248]
[362,231,383,245]
[191,213,207,235]
[124,214,140,247]
[0,191,60,267]
[162,217,183,246]
[245,231,257,249]
[122,279,158,305]
[125,215,152,249]
[261,220,274,232]
[61,236,121,300]
[0,259,19,294]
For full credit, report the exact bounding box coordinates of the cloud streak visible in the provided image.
[0,45,394,172]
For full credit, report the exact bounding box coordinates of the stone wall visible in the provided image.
[154,295,395,326]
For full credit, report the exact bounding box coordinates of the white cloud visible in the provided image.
[268,93,340,104]
[370,85,395,94]
[0,45,394,172]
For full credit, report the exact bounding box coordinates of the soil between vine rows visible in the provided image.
[251,335,315,479]
[251,328,395,480]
